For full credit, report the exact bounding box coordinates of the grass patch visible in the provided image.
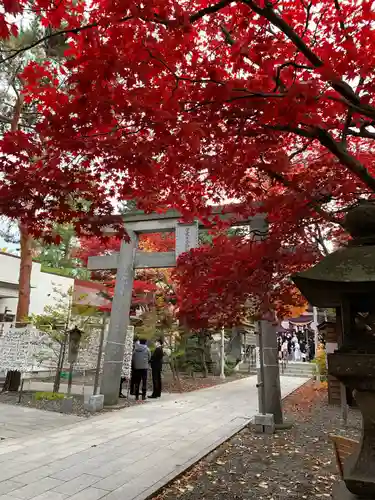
[34,391,65,401]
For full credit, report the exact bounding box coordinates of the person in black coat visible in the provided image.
[149,339,164,398]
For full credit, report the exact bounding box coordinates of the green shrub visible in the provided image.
[34,392,65,401]
[224,360,236,377]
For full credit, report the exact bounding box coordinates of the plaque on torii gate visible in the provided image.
[87,209,266,405]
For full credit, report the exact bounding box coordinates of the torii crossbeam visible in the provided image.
[88,208,266,405]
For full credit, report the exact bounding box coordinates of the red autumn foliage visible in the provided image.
[2,0,375,323]
[75,232,175,313]
[98,279,158,313]
[174,235,318,328]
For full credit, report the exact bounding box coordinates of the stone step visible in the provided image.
[281,367,315,373]
[239,361,315,379]
[280,364,315,378]
[282,364,315,370]
[279,371,314,378]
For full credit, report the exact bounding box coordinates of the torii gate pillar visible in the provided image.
[99,231,138,405]
[88,213,200,406]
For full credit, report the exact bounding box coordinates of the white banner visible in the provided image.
[175,222,199,258]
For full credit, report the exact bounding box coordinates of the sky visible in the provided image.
[0,220,19,253]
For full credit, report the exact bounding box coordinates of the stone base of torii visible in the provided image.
[87,208,270,407]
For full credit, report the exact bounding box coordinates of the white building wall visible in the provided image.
[29,271,74,316]
[0,297,18,315]
[0,252,24,286]
[0,252,74,317]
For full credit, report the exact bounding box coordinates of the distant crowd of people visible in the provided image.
[119,338,164,400]
[278,332,316,362]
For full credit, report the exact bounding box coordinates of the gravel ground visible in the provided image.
[152,373,249,394]
[153,381,362,500]
[0,391,138,417]
[64,371,249,394]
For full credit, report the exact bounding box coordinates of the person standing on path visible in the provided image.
[132,339,150,401]
[149,339,164,399]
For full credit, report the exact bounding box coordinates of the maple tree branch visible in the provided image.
[263,123,375,193]
[315,128,375,192]
[341,78,364,146]
[184,92,286,112]
[1,0,232,65]
[346,128,375,140]
[190,0,233,22]
[314,223,330,256]
[0,114,11,124]
[288,141,312,160]
[0,16,133,65]
[257,158,342,226]
[263,124,316,139]
[301,1,313,38]
[273,61,313,91]
[328,95,375,121]
[220,25,235,46]
[333,0,347,33]
[79,125,145,140]
[241,0,375,116]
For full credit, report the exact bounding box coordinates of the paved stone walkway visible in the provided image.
[0,404,83,440]
[0,375,307,500]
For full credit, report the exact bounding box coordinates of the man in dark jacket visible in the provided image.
[149,339,164,398]
[132,339,151,400]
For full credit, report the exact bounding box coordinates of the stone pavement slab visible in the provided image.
[0,375,308,500]
[0,403,83,440]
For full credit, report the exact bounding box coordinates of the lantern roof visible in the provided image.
[292,202,375,307]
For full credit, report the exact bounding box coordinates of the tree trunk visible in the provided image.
[16,224,33,322]
[53,338,66,393]
[201,349,208,377]
[11,92,29,324]
[199,338,209,378]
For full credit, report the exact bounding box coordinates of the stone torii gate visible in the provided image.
[87,209,267,406]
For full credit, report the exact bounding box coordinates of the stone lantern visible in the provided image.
[292,201,375,499]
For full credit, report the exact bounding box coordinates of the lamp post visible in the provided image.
[292,201,375,499]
